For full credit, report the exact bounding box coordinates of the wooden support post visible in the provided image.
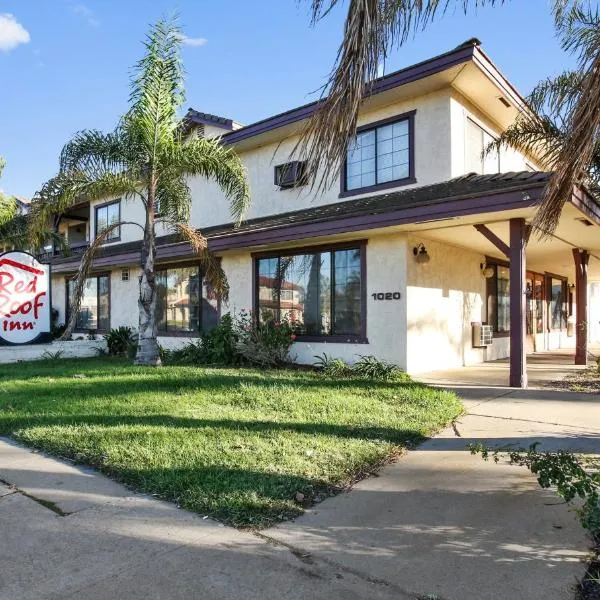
[509,218,527,388]
[573,248,590,365]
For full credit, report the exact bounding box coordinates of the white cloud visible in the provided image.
[180,35,207,47]
[70,3,100,27]
[0,13,30,52]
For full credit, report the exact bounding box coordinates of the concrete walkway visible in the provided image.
[1,385,599,599]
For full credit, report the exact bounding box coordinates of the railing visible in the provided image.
[38,242,89,262]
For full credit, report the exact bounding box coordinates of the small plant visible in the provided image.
[200,313,239,365]
[104,326,137,357]
[161,340,205,365]
[353,355,400,380]
[87,329,97,340]
[313,353,352,377]
[41,350,64,361]
[470,442,600,537]
[51,308,66,340]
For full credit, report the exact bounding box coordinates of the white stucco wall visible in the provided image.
[51,274,67,325]
[406,236,489,373]
[449,93,539,177]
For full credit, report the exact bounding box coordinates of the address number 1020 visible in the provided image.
[371,292,401,301]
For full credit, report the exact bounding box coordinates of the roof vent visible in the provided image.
[576,217,594,227]
[498,96,511,108]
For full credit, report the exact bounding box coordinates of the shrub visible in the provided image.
[353,355,401,380]
[51,308,66,340]
[470,442,600,538]
[313,353,352,377]
[235,311,296,367]
[200,313,239,365]
[104,326,137,357]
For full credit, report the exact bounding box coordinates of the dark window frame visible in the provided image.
[155,261,222,337]
[94,200,121,243]
[546,272,568,332]
[252,240,368,344]
[339,111,416,198]
[65,272,111,333]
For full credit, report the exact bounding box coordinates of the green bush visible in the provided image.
[235,311,295,367]
[104,326,137,357]
[313,353,407,381]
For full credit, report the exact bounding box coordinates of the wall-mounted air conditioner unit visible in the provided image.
[274,161,307,189]
[472,322,493,348]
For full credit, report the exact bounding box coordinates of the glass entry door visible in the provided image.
[527,272,546,352]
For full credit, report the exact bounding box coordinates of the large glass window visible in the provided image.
[486,264,510,333]
[156,265,218,334]
[67,274,110,331]
[345,117,411,192]
[95,201,120,241]
[256,246,364,339]
[465,118,500,175]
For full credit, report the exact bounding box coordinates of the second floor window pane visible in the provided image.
[346,117,411,192]
[95,202,120,241]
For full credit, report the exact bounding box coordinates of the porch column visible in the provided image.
[509,218,527,388]
[573,248,590,365]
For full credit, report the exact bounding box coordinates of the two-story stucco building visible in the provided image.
[44,40,600,387]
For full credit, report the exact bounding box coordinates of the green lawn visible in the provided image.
[0,358,462,528]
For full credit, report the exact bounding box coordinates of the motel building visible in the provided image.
[42,40,600,387]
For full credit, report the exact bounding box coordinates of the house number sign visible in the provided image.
[371,292,401,301]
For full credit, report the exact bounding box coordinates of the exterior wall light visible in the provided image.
[413,243,430,264]
[480,263,495,279]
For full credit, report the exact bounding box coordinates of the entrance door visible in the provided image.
[526,272,546,353]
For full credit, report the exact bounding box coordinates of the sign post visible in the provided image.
[0,251,52,345]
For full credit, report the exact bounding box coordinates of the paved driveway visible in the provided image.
[1,384,599,599]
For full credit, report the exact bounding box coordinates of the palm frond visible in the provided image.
[297,0,503,190]
[59,128,132,176]
[127,17,184,166]
[164,219,229,301]
[155,174,191,223]
[163,135,250,225]
[535,4,600,235]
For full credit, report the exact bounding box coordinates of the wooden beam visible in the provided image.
[474,224,510,258]
[509,218,527,388]
[573,248,590,365]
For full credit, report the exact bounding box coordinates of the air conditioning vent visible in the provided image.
[274,161,307,189]
[472,322,493,347]
[121,268,130,282]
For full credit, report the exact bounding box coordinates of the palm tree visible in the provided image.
[30,19,250,365]
[300,0,599,234]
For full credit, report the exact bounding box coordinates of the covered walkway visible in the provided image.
[418,348,598,389]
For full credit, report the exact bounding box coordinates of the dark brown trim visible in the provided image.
[474,224,509,257]
[485,255,509,268]
[340,111,416,198]
[94,200,121,243]
[222,45,476,146]
[509,218,527,387]
[252,240,368,344]
[251,239,368,259]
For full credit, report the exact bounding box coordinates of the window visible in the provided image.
[255,244,364,340]
[486,263,510,334]
[67,274,110,331]
[344,114,413,194]
[549,277,566,330]
[465,118,500,175]
[156,265,219,334]
[95,201,120,241]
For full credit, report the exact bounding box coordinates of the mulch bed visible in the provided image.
[576,538,600,600]
[550,365,600,394]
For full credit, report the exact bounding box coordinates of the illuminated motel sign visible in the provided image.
[0,252,52,345]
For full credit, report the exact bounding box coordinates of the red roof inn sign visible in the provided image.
[0,252,52,345]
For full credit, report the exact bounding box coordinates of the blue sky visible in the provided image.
[1,0,575,199]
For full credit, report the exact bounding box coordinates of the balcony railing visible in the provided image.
[38,242,89,262]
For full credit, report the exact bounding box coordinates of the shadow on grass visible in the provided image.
[0,413,427,445]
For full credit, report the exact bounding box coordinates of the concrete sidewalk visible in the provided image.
[1,386,599,599]
[265,386,600,600]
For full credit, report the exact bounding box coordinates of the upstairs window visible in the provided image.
[465,118,500,175]
[343,112,414,195]
[95,201,121,242]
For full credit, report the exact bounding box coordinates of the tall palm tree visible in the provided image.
[30,19,250,365]
[300,0,599,234]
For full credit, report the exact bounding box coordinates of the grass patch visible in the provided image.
[0,357,462,528]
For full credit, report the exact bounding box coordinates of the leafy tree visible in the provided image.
[30,19,250,365]
[300,0,599,234]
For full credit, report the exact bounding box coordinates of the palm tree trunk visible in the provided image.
[135,189,161,366]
